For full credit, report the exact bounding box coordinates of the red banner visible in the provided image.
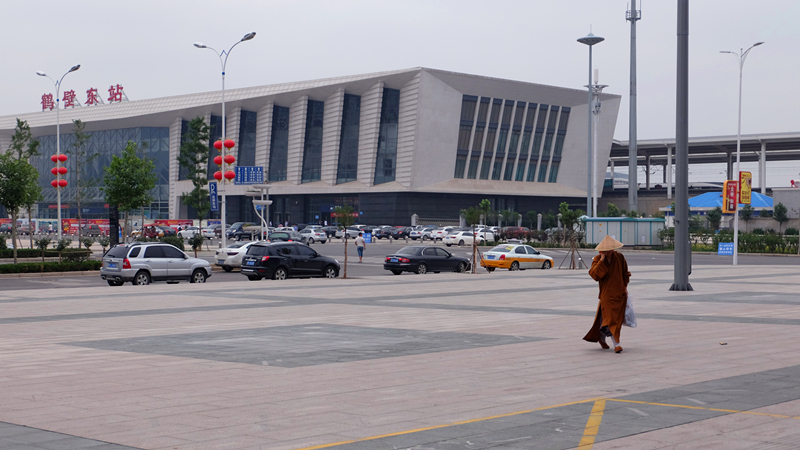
[61,219,110,235]
[155,219,193,230]
[723,180,739,214]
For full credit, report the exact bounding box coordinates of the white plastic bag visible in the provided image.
[624,294,637,328]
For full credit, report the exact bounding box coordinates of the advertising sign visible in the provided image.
[209,181,218,212]
[61,219,110,235]
[154,219,193,230]
[722,180,739,214]
[234,166,264,185]
[739,171,752,204]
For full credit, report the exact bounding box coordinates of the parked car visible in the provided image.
[372,226,393,240]
[0,224,11,234]
[179,226,202,239]
[240,242,340,280]
[335,227,361,239]
[481,244,553,271]
[267,230,307,244]
[383,245,470,275]
[409,226,436,241]
[390,226,413,239]
[100,242,212,286]
[501,227,531,239]
[443,230,489,247]
[299,227,327,244]
[81,224,103,237]
[321,226,339,237]
[201,227,216,239]
[431,227,457,241]
[218,241,260,271]
[215,242,252,272]
[226,222,256,240]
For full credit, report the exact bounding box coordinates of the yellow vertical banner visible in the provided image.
[739,171,752,204]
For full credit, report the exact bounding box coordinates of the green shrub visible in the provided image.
[0,260,101,274]
[785,228,799,236]
[161,236,185,251]
[0,236,7,251]
[0,248,91,259]
[188,234,205,256]
[97,236,111,253]
[81,237,95,250]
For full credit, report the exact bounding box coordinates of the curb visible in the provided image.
[0,270,101,279]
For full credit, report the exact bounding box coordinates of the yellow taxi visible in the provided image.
[481,244,553,271]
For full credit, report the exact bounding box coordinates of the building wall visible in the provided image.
[773,188,800,218]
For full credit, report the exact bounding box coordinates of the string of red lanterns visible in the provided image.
[212,139,236,182]
[49,154,68,188]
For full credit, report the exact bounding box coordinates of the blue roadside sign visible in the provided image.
[209,182,218,212]
[364,232,372,244]
[717,242,734,256]
[234,166,264,185]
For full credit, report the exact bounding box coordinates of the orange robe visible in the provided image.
[583,252,631,343]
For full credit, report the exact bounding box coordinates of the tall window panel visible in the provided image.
[268,106,290,182]
[336,94,361,184]
[503,161,514,181]
[301,100,325,183]
[178,120,189,181]
[237,110,258,167]
[460,96,477,122]
[520,130,531,158]
[472,127,484,152]
[496,129,508,153]
[515,161,526,181]
[206,115,222,180]
[467,155,479,179]
[480,155,492,179]
[457,125,472,151]
[508,130,520,155]
[542,106,559,158]
[477,98,490,122]
[553,107,570,157]
[491,159,502,180]
[526,161,537,182]
[537,161,548,182]
[548,161,560,183]
[374,88,400,185]
[489,101,502,124]
[453,155,467,179]
[531,105,547,159]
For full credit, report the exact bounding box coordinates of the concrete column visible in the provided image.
[286,96,308,185]
[320,88,345,186]
[226,107,242,163]
[663,164,667,183]
[537,213,542,231]
[760,140,766,194]
[610,160,615,188]
[168,117,183,220]
[356,82,384,187]
[667,145,672,199]
[645,154,651,190]
[255,101,274,175]
[396,74,421,187]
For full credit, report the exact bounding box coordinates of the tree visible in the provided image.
[773,202,789,234]
[67,119,96,244]
[526,211,538,229]
[479,199,491,226]
[102,141,157,242]
[461,206,482,273]
[333,205,356,279]
[707,207,723,230]
[606,203,622,217]
[558,202,585,244]
[178,117,212,224]
[739,204,754,232]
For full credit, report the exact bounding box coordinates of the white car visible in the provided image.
[299,228,327,244]
[443,231,487,247]
[431,227,457,241]
[214,241,258,272]
[335,227,361,239]
[201,227,216,239]
[409,228,434,241]
[179,226,202,239]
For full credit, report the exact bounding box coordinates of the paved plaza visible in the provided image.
[1,259,799,449]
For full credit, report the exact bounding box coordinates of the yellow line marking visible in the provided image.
[291,397,604,450]
[606,399,800,420]
[577,399,607,449]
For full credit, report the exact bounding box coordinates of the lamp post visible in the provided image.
[578,33,604,216]
[591,70,608,218]
[194,32,256,250]
[36,65,81,240]
[721,42,763,266]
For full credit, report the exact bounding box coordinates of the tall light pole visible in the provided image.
[591,71,608,218]
[578,33,604,216]
[627,0,641,214]
[721,42,763,266]
[194,32,256,250]
[36,65,81,240]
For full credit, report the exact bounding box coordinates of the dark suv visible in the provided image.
[240,242,340,281]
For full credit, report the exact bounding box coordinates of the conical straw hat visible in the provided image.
[595,235,624,252]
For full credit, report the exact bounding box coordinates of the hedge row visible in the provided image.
[0,260,101,274]
[0,249,91,259]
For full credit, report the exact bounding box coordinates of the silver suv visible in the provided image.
[101,242,212,286]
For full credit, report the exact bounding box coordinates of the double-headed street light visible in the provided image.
[194,32,256,250]
[578,33,604,216]
[721,42,763,266]
[36,64,81,240]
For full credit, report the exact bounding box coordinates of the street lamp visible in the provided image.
[578,33,604,216]
[194,32,256,250]
[721,41,763,266]
[591,70,608,218]
[36,64,81,240]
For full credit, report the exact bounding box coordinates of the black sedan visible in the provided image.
[383,245,470,275]
[240,242,339,280]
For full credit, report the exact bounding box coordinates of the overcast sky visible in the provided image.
[2,0,798,184]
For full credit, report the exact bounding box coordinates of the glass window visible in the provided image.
[144,246,164,258]
[423,247,437,256]
[531,130,543,157]
[520,131,531,157]
[472,127,484,152]
[178,120,189,181]
[128,247,141,258]
[526,161,537,182]
[374,88,400,185]
[484,129,496,153]
[496,129,508,153]
[269,106,290,182]
[543,132,554,157]
[434,248,450,257]
[467,155,479,179]
[237,110,258,167]
[538,162,548,182]
[477,99,490,122]
[515,162,525,181]
[296,246,316,257]
[513,104,525,126]
[514,247,526,254]
[491,160,502,180]
[503,161,514,181]
[489,101,502,124]
[454,155,467,179]
[525,246,539,254]
[107,246,130,258]
[276,245,294,256]
[302,100,324,183]
[163,246,185,258]
[501,101,514,125]
[508,130,520,154]
[554,109,570,157]
[206,115,222,180]
[460,97,477,122]
[480,155,492,179]
[548,162,560,183]
[558,109,570,131]
[457,125,472,151]
[337,94,361,184]
[525,105,537,127]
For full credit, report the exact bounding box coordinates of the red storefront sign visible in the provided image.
[61,219,110,235]
[722,180,739,214]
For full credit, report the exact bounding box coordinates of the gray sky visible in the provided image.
[2,0,798,184]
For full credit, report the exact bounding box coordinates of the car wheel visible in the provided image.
[510,261,520,271]
[235,235,241,241]
[542,260,552,270]
[223,266,232,272]
[415,263,428,275]
[391,270,403,275]
[446,244,452,247]
[133,271,151,286]
[458,240,465,247]
[190,270,207,283]
[457,262,467,273]
[106,280,122,286]
[273,267,288,280]
[308,238,315,244]
[421,235,428,241]
[486,267,495,272]
[323,265,338,279]
[247,276,261,281]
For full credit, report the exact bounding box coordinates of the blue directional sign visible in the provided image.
[209,182,218,212]
[234,166,264,185]
[717,242,734,256]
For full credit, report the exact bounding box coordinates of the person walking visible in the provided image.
[355,232,366,263]
[583,235,631,353]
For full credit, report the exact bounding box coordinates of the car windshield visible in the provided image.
[106,245,129,258]
[489,245,516,253]
[395,246,422,255]
[270,232,290,240]
[246,245,269,256]
[227,243,246,249]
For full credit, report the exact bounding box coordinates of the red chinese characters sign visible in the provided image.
[723,180,739,214]
[41,84,126,110]
[41,94,54,111]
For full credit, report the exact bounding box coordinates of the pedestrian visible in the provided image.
[355,232,366,263]
[583,235,631,354]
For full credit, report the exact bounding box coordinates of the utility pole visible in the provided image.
[627,0,641,213]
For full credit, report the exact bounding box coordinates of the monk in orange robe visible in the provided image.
[584,235,630,353]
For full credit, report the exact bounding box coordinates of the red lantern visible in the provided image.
[224,154,236,164]
[224,170,236,180]
[214,155,223,165]
[58,179,68,187]
[214,140,223,150]
[57,154,67,162]
[51,180,58,187]
[213,171,223,181]
[51,167,58,175]
[224,139,235,149]
[50,155,58,163]
[58,167,68,175]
